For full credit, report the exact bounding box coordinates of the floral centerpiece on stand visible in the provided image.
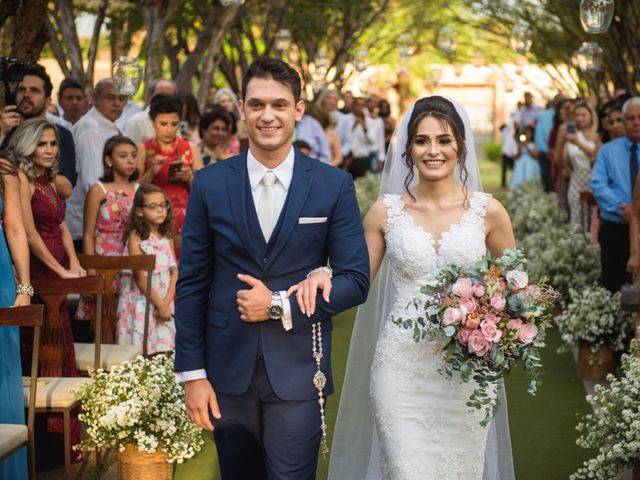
[571,345,640,479]
[74,354,204,469]
[393,248,558,426]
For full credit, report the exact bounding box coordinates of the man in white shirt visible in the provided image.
[366,94,386,172]
[345,97,377,178]
[123,78,177,144]
[65,79,126,248]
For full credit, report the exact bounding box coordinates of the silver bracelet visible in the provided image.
[16,284,34,297]
[306,266,333,279]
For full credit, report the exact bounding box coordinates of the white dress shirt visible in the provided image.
[345,114,377,158]
[118,99,144,130]
[124,107,154,144]
[46,111,74,130]
[175,147,297,383]
[367,114,386,162]
[65,107,123,239]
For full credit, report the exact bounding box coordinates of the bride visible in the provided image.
[291,96,516,479]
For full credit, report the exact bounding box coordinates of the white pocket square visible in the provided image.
[298,217,327,224]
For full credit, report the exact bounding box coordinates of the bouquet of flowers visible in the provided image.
[74,354,204,464]
[572,344,640,479]
[393,248,558,425]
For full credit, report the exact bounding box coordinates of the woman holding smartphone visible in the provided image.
[562,100,600,230]
[137,94,203,255]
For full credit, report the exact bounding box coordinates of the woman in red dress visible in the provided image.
[137,95,203,254]
[10,117,86,467]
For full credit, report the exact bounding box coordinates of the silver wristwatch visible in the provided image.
[266,291,284,320]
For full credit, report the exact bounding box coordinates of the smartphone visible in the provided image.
[518,134,527,142]
[566,123,576,134]
[169,160,183,177]
[179,121,189,134]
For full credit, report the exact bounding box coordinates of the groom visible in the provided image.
[174,57,370,479]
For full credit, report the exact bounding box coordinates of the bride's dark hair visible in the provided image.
[402,96,469,203]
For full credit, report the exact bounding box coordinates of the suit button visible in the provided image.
[263,258,268,263]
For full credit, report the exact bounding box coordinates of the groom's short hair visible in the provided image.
[242,57,302,103]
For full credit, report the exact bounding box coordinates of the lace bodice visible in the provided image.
[383,191,489,314]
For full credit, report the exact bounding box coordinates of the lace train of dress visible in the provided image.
[369,192,496,479]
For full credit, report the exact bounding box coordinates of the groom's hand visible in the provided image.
[184,379,221,431]
[236,274,271,322]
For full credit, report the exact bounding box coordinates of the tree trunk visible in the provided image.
[11,0,48,64]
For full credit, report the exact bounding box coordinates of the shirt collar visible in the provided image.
[89,106,119,127]
[247,147,295,192]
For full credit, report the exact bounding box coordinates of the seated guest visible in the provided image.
[0,65,77,199]
[9,118,85,466]
[137,95,203,254]
[0,154,31,479]
[199,106,239,165]
[591,97,640,292]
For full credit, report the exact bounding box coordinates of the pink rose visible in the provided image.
[457,328,473,346]
[517,323,539,344]
[506,270,529,290]
[480,321,502,343]
[497,278,506,291]
[452,278,474,299]
[472,284,485,297]
[484,313,499,324]
[465,313,481,330]
[442,307,462,327]
[490,295,507,311]
[507,318,523,330]
[461,297,477,313]
[468,330,492,357]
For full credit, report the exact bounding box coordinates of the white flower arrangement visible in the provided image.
[519,224,600,303]
[354,172,382,219]
[571,345,640,479]
[556,287,634,353]
[74,354,204,464]
[506,181,566,239]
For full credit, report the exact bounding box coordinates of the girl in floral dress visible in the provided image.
[116,184,177,354]
[76,136,139,321]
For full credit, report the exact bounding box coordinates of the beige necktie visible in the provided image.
[258,171,277,241]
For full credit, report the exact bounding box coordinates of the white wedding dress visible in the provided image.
[369,191,496,479]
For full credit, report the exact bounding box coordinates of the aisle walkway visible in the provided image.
[175,309,594,480]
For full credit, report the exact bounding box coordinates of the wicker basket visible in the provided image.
[576,342,615,381]
[118,444,173,480]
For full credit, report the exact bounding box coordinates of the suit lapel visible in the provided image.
[266,152,313,266]
[226,151,264,266]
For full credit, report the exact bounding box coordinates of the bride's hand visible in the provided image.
[287,270,333,317]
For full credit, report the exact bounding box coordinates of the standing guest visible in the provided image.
[53,78,87,129]
[198,106,238,166]
[366,95,386,173]
[317,88,350,158]
[137,95,203,253]
[296,103,331,164]
[178,92,202,145]
[591,97,640,292]
[500,122,518,188]
[598,99,616,144]
[117,99,143,131]
[550,98,574,204]
[345,97,376,178]
[117,184,177,354]
[66,79,126,250]
[214,88,248,144]
[534,94,565,192]
[515,92,543,132]
[563,101,600,230]
[10,118,85,466]
[509,125,540,190]
[308,105,343,167]
[75,136,139,322]
[341,90,354,114]
[606,101,627,142]
[204,84,219,111]
[0,154,31,480]
[124,79,177,144]
[378,99,395,153]
[0,65,77,199]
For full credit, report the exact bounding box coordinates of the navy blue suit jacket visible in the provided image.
[174,149,370,401]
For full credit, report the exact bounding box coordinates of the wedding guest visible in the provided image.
[606,101,626,142]
[117,99,143,131]
[317,88,350,156]
[54,78,87,129]
[366,95,386,173]
[550,98,574,205]
[124,78,177,144]
[296,102,331,164]
[0,65,77,199]
[0,154,31,479]
[214,88,248,144]
[591,97,640,292]
[178,91,202,145]
[500,122,517,188]
[379,99,395,153]
[66,79,126,250]
[509,125,540,190]
[198,106,239,166]
[117,184,177,354]
[76,136,139,322]
[10,118,85,466]
[308,104,343,167]
[341,90,354,114]
[563,101,600,230]
[344,97,376,178]
[514,92,543,132]
[535,94,566,192]
[137,95,203,253]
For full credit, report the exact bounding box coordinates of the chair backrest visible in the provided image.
[31,275,105,376]
[0,305,44,480]
[77,254,156,356]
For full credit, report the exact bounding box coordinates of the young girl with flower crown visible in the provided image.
[76,135,139,321]
[116,184,177,353]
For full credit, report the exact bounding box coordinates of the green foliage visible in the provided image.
[354,172,382,219]
[483,141,502,163]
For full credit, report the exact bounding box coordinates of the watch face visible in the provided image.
[268,305,284,319]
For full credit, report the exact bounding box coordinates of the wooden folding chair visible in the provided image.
[0,305,43,480]
[29,275,104,478]
[76,254,155,366]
